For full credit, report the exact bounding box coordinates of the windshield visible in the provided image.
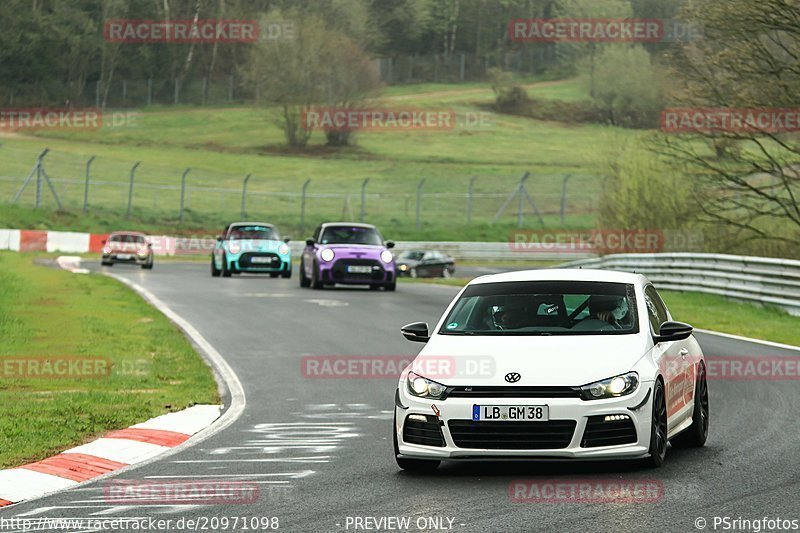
[399,251,424,261]
[228,225,279,240]
[439,281,638,336]
[320,226,383,246]
[109,234,145,244]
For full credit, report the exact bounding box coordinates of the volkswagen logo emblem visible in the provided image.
[504,372,521,383]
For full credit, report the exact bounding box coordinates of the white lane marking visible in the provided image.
[242,293,293,297]
[132,405,221,435]
[697,328,800,352]
[145,471,314,478]
[172,457,331,463]
[304,299,349,307]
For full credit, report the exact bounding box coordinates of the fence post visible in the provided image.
[560,174,572,226]
[241,174,251,218]
[300,178,311,235]
[228,74,234,102]
[12,148,48,205]
[202,77,207,105]
[467,175,477,224]
[179,167,190,222]
[83,155,96,213]
[416,178,426,230]
[147,78,152,106]
[460,53,466,81]
[360,177,369,222]
[122,79,127,101]
[95,81,100,107]
[127,161,141,218]
[174,78,179,105]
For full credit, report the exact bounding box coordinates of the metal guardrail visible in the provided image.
[560,253,800,316]
[390,241,595,262]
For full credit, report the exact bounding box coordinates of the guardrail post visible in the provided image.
[360,178,369,222]
[127,161,141,218]
[179,167,190,222]
[241,174,251,218]
[467,175,477,224]
[300,178,311,234]
[83,155,96,213]
[416,178,426,230]
[559,174,572,226]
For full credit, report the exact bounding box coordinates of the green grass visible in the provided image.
[0,252,218,468]
[0,79,635,240]
[401,279,800,347]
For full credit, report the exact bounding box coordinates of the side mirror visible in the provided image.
[283,237,291,243]
[654,321,693,343]
[401,321,429,343]
[306,238,315,246]
[386,241,395,249]
[101,239,106,244]
[216,235,223,242]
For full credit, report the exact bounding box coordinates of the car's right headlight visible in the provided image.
[320,248,335,262]
[406,371,447,400]
[228,241,241,254]
[278,243,290,255]
[580,372,639,400]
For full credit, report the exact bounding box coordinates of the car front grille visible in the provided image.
[238,252,281,268]
[580,415,638,448]
[447,420,576,450]
[444,386,581,399]
[402,415,445,447]
[331,259,385,281]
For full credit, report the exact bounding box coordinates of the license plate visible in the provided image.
[251,257,273,264]
[116,254,132,260]
[346,265,372,273]
[473,405,549,421]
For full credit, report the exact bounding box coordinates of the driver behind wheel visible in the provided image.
[588,295,629,327]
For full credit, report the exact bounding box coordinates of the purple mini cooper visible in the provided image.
[300,222,397,291]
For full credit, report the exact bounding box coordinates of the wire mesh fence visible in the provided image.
[0,144,601,233]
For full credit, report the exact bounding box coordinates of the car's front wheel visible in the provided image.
[671,364,709,448]
[299,259,311,287]
[646,379,668,467]
[384,281,396,291]
[311,261,323,289]
[221,254,232,278]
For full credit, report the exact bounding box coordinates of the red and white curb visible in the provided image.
[0,405,221,507]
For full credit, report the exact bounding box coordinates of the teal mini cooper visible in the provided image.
[211,222,292,278]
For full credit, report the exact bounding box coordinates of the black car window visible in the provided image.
[320,226,383,245]
[644,285,670,334]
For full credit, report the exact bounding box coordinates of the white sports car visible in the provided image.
[393,269,709,471]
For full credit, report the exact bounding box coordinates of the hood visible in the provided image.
[319,243,388,259]
[228,238,283,253]
[108,241,145,252]
[415,333,649,387]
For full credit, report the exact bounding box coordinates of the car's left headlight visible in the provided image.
[380,250,393,263]
[580,372,639,400]
[228,241,241,254]
[406,371,446,400]
[278,243,290,255]
[320,248,335,262]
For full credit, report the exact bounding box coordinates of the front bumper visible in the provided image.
[320,259,394,285]
[103,253,149,264]
[395,382,654,460]
[229,253,291,273]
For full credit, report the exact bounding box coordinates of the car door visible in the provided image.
[644,285,691,426]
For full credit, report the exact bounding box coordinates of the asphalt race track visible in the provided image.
[2,262,799,532]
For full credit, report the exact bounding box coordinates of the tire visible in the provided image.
[221,254,232,277]
[282,269,292,279]
[393,413,440,472]
[299,259,311,287]
[311,261,323,289]
[384,281,397,292]
[142,257,154,270]
[270,272,280,278]
[211,256,221,277]
[646,379,668,467]
[671,364,709,448]
[101,261,112,267]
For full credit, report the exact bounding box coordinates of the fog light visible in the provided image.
[603,414,631,422]
[408,414,427,422]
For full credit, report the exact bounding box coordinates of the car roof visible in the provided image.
[109,231,147,237]
[228,222,275,228]
[469,268,648,286]
[320,222,377,229]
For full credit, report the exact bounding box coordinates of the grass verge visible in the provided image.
[0,252,219,468]
[400,279,800,347]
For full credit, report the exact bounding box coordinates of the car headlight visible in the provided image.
[406,371,447,400]
[228,241,241,254]
[320,248,335,262]
[137,248,148,256]
[580,372,639,400]
[278,243,290,255]
[380,250,393,263]
[103,246,111,254]
[399,264,408,271]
